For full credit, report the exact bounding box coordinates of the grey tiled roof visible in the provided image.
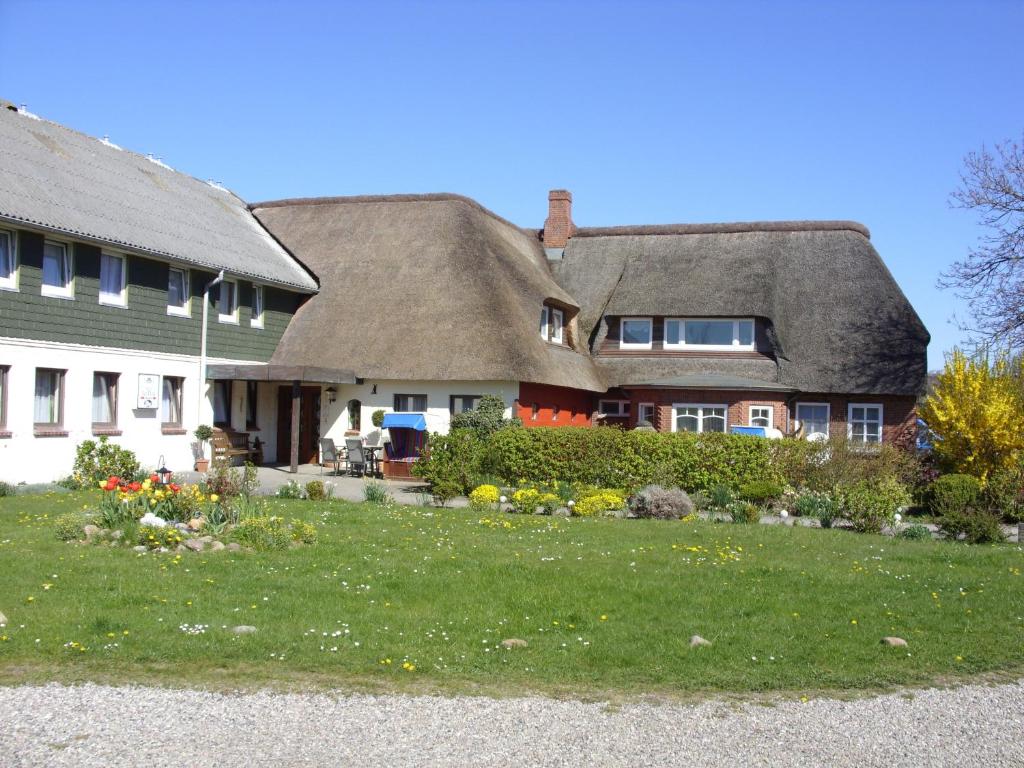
[0,102,317,291]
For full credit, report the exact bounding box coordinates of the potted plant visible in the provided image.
[193,424,214,472]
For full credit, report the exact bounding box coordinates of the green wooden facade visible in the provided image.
[0,227,304,361]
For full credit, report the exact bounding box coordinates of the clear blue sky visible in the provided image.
[2,0,1021,370]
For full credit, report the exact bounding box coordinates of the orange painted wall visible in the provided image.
[517,382,594,427]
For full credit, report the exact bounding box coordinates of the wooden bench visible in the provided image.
[211,429,260,465]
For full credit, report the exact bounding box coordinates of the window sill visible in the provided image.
[92,427,123,436]
[41,290,74,300]
[167,308,191,318]
[161,426,187,435]
[34,428,69,438]
[0,283,19,292]
[99,299,128,308]
[218,317,239,325]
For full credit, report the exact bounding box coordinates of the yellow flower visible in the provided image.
[600,615,608,621]
[210,494,219,503]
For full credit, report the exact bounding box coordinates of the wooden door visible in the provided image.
[276,386,321,465]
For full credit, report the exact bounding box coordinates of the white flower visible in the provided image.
[894,513,902,523]
[779,510,789,519]
[499,496,507,504]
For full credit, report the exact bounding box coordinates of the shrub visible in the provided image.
[793,491,841,528]
[54,512,86,541]
[981,466,1024,522]
[0,481,15,497]
[371,409,385,428]
[276,480,304,499]
[729,501,762,524]
[937,506,1005,544]
[509,488,540,514]
[449,394,519,436]
[628,485,694,520]
[772,438,920,492]
[574,490,626,517]
[363,481,392,505]
[289,519,318,545]
[839,477,911,534]
[71,436,140,489]
[538,492,561,515]
[305,480,326,501]
[413,429,483,495]
[205,460,244,499]
[235,515,292,551]
[431,480,462,508]
[927,474,982,516]
[899,524,932,541]
[468,484,501,511]
[738,480,784,505]
[707,485,735,511]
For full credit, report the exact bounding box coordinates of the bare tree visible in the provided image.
[941,134,1024,346]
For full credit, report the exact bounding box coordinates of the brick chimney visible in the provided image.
[542,189,575,248]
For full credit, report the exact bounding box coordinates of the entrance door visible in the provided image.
[276,386,321,465]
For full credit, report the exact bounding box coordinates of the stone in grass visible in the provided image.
[232,625,258,635]
[187,518,204,531]
[690,635,712,648]
[209,540,226,552]
[82,524,100,539]
[184,538,205,553]
[227,542,242,552]
[881,636,908,647]
[501,638,528,649]
[0,611,7,626]
[132,545,147,553]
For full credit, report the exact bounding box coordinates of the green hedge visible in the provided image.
[415,427,785,494]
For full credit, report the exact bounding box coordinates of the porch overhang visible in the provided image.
[623,374,796,392]
[205,364,358,384]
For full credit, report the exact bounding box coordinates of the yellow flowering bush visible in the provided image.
[920,348,1024,479]
[468,484,501,511]
[574,490,626,517]
[137,525,185,550]
[509,488,540,514]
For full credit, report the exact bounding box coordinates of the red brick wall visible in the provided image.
[791,394,917,447]
[627,390,790,433]
[517,382,594,427]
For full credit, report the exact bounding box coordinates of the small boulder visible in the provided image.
[209,541,226,552]
[552,507,572,518]
[0,611,7,626]
[501,638,528,649]
[184,538,205,552]
[198,536,213,544]
[689,635,712,648]
[132,545,147,553]
[227,542,242,552]
[110,530,123,540]
[187,518,205,531]
[881,636,908,647]
[82,524,100,539]
[232,625,257,635]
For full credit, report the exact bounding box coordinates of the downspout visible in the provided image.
[198,270,226,424]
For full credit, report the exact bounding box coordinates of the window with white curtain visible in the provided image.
[796,403,830,437]
[539,306,549,340]
[167,268,189,316]
[749,405,774,428]
[99,253,126,306]
[665,318,754,350]
[0,365,9,430]
[638,402,656,425]
[41,241,72,298]
[550,308,564,343]
[619,317,653,349]
[673,404,727,433]
[92,372,118,426]
[34,368,65,426]
[0,229,16,290]
[848,404,883,445]
[161,377,183,426]
[251,285,265,328]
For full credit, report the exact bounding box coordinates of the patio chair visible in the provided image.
[319,438,343,476]
[345,438,366,476]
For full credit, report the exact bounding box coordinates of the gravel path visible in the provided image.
[1,680,1022,767]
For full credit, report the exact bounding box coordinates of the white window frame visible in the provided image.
[638,402,656,424]
[41,239,73,299]
[218,279,238,324]
[847,402,884,446]
[795,402,831,437]
[598,399,631,417]
[748,405,774,429]
[664,318,755,351]
[251,284,265,328]
[161,376,184,427]
[0,229,18,291]
[672,403,729,434]
[550,308,564,344]
[539,306,549,340]
[619,317,653,350]
[91,371,119,429]
[98,251,127,307]
[167,267,190,317]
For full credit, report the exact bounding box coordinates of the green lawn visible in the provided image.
[1,491,1022,698]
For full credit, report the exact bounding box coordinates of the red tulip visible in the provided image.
[129,482,142,492]
[149,474,159,484]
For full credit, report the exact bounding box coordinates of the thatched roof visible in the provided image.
[553,223,928,395]
[0,100,317,290]
[251,195,606,391]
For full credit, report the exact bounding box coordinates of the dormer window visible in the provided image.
[539,304,566,345]
[665,318,754,351]
[619,317,653,350]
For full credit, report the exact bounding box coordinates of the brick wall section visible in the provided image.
[517,382,594,427]
[793,393,918,447]
[541,190,575,248]
[0,227,302,361]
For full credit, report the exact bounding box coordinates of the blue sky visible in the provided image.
[2,0,1021,369]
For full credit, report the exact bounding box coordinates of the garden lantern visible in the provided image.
[156,456,172,486]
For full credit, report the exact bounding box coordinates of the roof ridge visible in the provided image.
[574,220,871,239]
